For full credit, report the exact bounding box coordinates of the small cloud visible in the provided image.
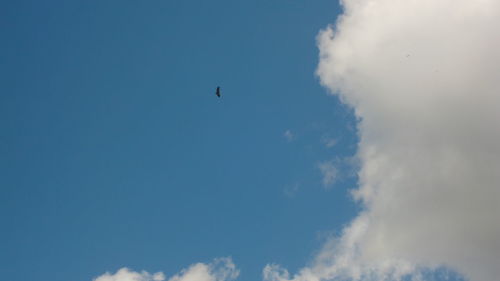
[283,129,295,142]
[321,136,337,148]
[93,258,238,281]
[317,161,338,189]
[284,183,300,198]
[169,258,238,281]
[93,268,165,281]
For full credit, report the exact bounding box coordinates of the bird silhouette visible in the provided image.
[215,86,221,97]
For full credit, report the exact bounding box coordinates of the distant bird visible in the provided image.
[215,86,221,98]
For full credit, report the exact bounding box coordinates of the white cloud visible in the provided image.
[284,130,295,142]
[93,258,238,281]
[266,0,500,281]
[93,268,165,281]
[169,258,239,281]
[318,161,338,189]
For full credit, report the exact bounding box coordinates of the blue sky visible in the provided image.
[1,1,361,281]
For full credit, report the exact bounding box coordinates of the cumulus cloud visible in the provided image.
[93,258,238,281]
[94,268,165,281]
[169,258,238,281]
[318,161,338,189]
[266,0,500,281]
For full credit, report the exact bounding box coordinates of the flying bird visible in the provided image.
[215,86,221,97]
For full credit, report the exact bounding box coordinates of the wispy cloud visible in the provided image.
[317,161,338,189]
[283,183,300,198]
[283,130,295,142]
[321,136,337,148]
